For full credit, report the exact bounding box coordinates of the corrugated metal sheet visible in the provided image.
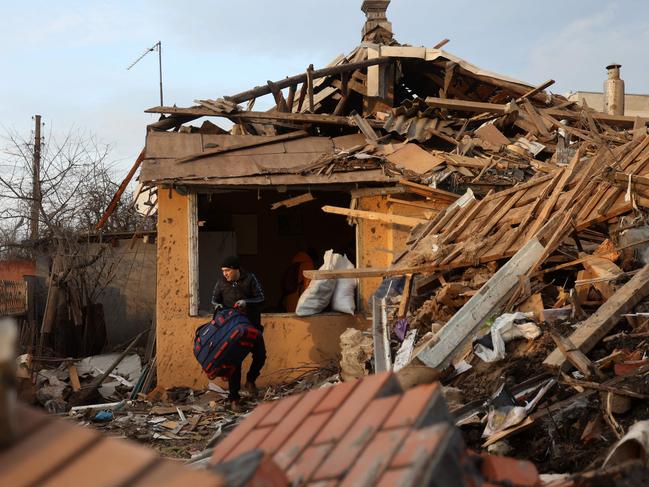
[383,98,455,142]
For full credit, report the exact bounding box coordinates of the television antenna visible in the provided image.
[127,41,164,106]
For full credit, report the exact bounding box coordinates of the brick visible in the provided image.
[338,428,409,487]
[212,400,277,463]
[260,387,330,453]
[0,418,99,487]
[313,373,400,444]
[480,454,540,487]
[273,411,332,470]
[286,444,333,484]
[135,462,226,487]
[375,468,414,487]
[14,403,51,437]
[412,428,468,487]
[382,382,450,429]
[224,425,275,461]
[313,380,358,413]
[313,395,401,481]
[39,437,157,487]
[247,454,291,487]
[259,393,305,427]
[389,424,450,468]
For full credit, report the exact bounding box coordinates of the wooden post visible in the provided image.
[30,115,41,241]
[286,84,297,112]
[372,297,391,373]
[306,64,314,113]
[188,193,199,316]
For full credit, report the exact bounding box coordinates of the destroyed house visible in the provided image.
[137,1,648,393]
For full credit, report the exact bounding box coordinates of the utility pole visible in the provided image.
[30,115,41,241]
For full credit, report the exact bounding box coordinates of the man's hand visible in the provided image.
[234,300,247,310]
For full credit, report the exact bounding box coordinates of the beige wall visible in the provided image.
[567,91,649,118]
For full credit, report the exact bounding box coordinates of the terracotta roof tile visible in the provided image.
[286,444,334,484]
[0,418,98,487]
[273,411,333,470]
[38,437,158,487]
[312,380,358,413]
[260,387,329,453]
[312,373,400,444]
[312,395,401,481]
[2,405,226,487]
[212,399,277,463]
[382,382,448,429]
[338,428,410,487]
[210,373,542,487]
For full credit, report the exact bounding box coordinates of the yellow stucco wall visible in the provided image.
[156,188,370,391]
[356,195,441,314]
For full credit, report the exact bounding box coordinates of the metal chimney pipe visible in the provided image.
[603,64,625,116]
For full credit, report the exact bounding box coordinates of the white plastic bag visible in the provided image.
[473,312,540,362]
[331,254,356,314]
[296,250,338,316]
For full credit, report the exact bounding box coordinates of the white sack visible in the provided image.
[331,254,356,315]
[296,250,339,316]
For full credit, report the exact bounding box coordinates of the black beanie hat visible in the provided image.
[221,255,240,269]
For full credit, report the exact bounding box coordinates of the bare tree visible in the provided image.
[0,125,151,256]
[0,123,154,356]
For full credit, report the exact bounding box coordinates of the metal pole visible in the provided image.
[157,41,163,107]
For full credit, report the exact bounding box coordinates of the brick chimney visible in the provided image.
[361,0,393,44]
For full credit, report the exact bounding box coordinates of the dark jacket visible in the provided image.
[211,269,265,326]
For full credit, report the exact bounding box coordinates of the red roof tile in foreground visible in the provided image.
[211,372,542,486]
[0,404,226,487]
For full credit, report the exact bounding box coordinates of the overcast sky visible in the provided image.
[2,0,648,173]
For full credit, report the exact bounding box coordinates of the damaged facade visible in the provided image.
[7,1,649,485]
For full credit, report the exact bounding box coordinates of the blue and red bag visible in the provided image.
[193,308,261,379]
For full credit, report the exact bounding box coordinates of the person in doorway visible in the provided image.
[279,250,315,312]
[211,255,266,411]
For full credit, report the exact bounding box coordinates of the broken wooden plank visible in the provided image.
[352,112,379,141]
[270,193,315,210]
[177,130,309,164]
[321,205,427,227]
[549,330,604,380]
[545,263,649,368]
[386,144,445,174]
[68,365,81,392]
[474,124,510,147]
[424,97,642,128]
[303,264,440,280]
[225,57,392,104]
[398,274,413,318]
[372,296,391,373]
[416,236,546,371]
[146,106,383,128]
[398,179,459,202]
[515,79,555,103]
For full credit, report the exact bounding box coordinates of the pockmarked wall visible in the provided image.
[156,188,370,390]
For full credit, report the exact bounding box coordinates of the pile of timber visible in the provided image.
[144,42,647,193]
